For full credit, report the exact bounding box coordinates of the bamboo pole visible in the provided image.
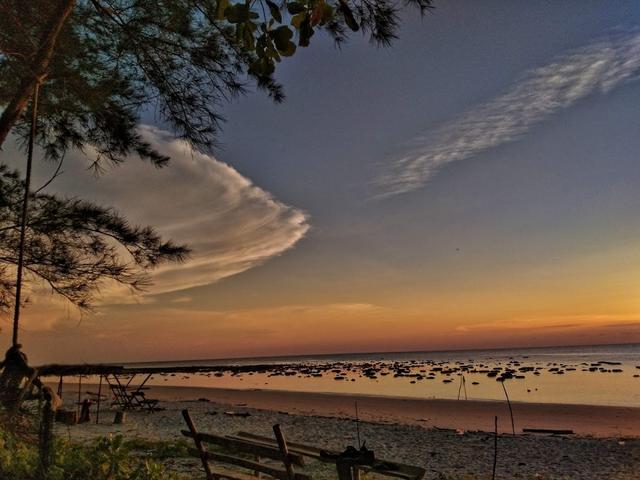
[501,381,515,435]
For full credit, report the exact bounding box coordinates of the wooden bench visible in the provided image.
[181,410,425,480]
[182,409,310,480]
[234,432,425,480]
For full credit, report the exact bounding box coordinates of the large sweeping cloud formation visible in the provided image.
[5,125,309,302]
[375,30,640,197]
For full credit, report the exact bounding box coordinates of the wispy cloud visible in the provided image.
[375,30,640,197]
[455,314,640,333]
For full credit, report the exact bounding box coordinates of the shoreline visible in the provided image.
[105,384,640,438]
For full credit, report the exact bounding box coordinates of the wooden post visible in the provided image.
[96,375,102,424]
[114,411,126,424]
[254,455,262,479]
[462,375,467,400]
[273,424,295,480]
[38,391,55,479]
[182,409,214,480]
[79,399,91,423]
[336,459,356,480]
[492,416,498,480]
[76,375,82,417]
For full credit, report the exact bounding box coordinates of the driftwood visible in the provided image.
[522,428,574,435]
[224,411,251,418]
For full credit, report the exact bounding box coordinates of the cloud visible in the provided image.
[375,30,640,197]
[3,125,310,306]
[455,314,640,333]
[99,125,310,295]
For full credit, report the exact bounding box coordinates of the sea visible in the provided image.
[125,343,640,407]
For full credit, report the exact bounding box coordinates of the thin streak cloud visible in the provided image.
[375,30,640,197]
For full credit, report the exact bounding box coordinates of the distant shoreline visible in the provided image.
[119,341,640,367]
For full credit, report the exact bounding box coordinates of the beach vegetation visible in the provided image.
[0,418,190,480]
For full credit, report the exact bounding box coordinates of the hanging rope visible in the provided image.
[12,82,40,347]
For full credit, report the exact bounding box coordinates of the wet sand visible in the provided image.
[144,385,640,438]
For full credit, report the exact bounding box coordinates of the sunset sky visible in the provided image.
[3,0,640,364]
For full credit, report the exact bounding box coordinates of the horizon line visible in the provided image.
[117,341,640,367]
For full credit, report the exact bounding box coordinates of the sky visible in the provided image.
[3,0,640,364]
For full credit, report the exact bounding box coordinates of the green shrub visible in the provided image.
[0,419,185,480]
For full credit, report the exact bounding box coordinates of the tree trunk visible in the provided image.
[0,0,76,149]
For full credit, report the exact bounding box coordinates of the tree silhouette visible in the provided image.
[0,0,433,158]
[0,163,189,312]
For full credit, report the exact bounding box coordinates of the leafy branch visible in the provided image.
[0,164,189,311]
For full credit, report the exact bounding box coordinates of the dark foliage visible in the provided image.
[0,0,433,166]
[0,164,189,310]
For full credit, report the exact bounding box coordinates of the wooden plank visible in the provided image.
[181,430,304,466]
[190,450,311,480]
[182,410,214,480]
[226,436,313,465]
[236,432,325,456]
[273,425,295,480]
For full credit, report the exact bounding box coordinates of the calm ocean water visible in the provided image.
[127,343,640,407]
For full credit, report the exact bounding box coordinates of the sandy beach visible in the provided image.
[54,385,640,479]
[148,386,640,438]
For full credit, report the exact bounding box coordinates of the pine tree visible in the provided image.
[0,163,189,312]
[0,0,433,159]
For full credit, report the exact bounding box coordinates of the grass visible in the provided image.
[0,415,190,480]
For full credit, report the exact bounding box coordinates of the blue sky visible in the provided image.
[6,0,640,362]
[197,0,640,309]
